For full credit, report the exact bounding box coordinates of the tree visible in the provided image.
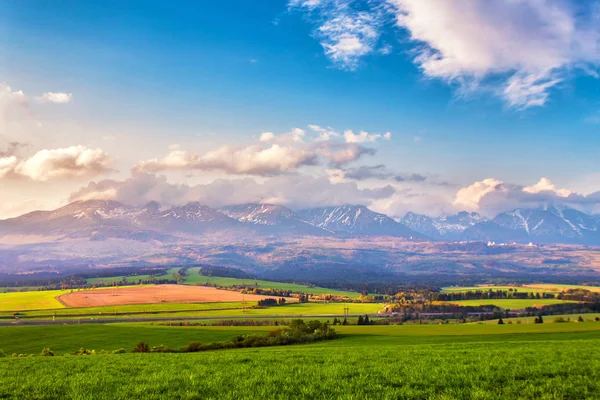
[578,316,585,322]
[357,316,364,325]
[342,318,348,326]
[364,315,370,325]
[534,315,544,324]
[497,317,504,325]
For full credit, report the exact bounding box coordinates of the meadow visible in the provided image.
[1,323,599,399]
[0,290,68,311]
[85,268,180,285]
[442,284,600,294]
[0,301,384,321]
[448,298,573,309]
[181,267,361,298]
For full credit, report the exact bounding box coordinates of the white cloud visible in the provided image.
[453,177,600,215]
[0,156,18,179]
[1,145,115,181]
[35,92,73,104]
[454,178,507,211]
[308,124,340,141]
[133,145,319,176]
[290,0,386,70]
[343,129,391,143]
[387,0,600,108]
[69,172,396,210]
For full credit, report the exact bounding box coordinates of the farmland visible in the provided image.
[1,322,600,399]
[183,267,361,297]
[442,284,600,294]
[448,298,573,309]
[0,290,68,311]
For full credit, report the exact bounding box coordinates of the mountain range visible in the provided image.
[0,200,599,246]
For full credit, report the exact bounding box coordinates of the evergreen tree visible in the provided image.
[357,316,364,325]
[498,317,504,325]
[364,315,370,325]
[342,318,348,325]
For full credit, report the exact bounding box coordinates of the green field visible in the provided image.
[448,298,573,309]
[86,268,180,285]
[1,322,600,399]
[183,268,360,298]
[0,302,384,321]
[481,313,600,324]
[442,284,600,294]
[0,290,68,311]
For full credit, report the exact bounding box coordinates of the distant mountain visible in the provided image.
[220,203,331,236]
[482,206,600,245]
[297,205,422,238]
[1,200,599,246]
[400,211,486,240]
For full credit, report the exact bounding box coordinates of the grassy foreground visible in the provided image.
[1,323,600,399]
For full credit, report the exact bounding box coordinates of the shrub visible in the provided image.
[151,345,176,353]
[112,348,126,354]
[132,342,150,353]
[554,317,567,323]
[41,348,54,357]
[182,341,203,353]
[72,348,95,356]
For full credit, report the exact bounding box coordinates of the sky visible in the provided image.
[1,0,600,219]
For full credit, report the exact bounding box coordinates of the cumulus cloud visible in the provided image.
[133,144,319,176]
[1,145,115,181]
[343,130,391,143]
[35,92,73,104]
[135,127,381,176]
[292,1,600,108]
[387,0,600,108]
[290,0,387,70]
[69,172,396,210]
[453,177,600,215]
[523,177,572,197]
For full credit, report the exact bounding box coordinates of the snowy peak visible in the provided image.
[298,205,420,238]
[221,203,297,226]
[400,211,486,239]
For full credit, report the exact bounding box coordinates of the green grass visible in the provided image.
[86,268,180,285]
[0,290,67,311]
[442,284,600,294]
[183,268,360,298]
[1,323,600,399]
[0,302,384,321]
[448,298,574,309]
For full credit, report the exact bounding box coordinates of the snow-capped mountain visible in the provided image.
[478,205,600,244]
[220,203,331,236]
[1,200,599,245]
[297,205,421,238]
[400,211,486,240]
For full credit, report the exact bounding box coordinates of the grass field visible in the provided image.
[0,301,384,321]
[1,323,600,399]
[183,268,360,298]
[86,268,180,285]
[480,313,600,324]
[448,298,573,309]
[442,284,600,294]
[0,290,68,311]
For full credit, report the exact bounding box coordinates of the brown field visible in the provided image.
[58,285,284,307]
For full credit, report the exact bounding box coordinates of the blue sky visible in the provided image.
[1,0,600,218]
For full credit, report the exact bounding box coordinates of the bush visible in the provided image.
[578,316,585,322]
[0,349,5,358]
[554,317,567,323]
[151,345,176,353]
[72,348,95,356]
[41,348,54,357]
[182,341,203,353]
[132,342,150,353]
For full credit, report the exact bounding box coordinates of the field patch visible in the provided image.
[58,285,286,308]
[448,298,573,309]
[0,290,67,311]
[183,268,361,298]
